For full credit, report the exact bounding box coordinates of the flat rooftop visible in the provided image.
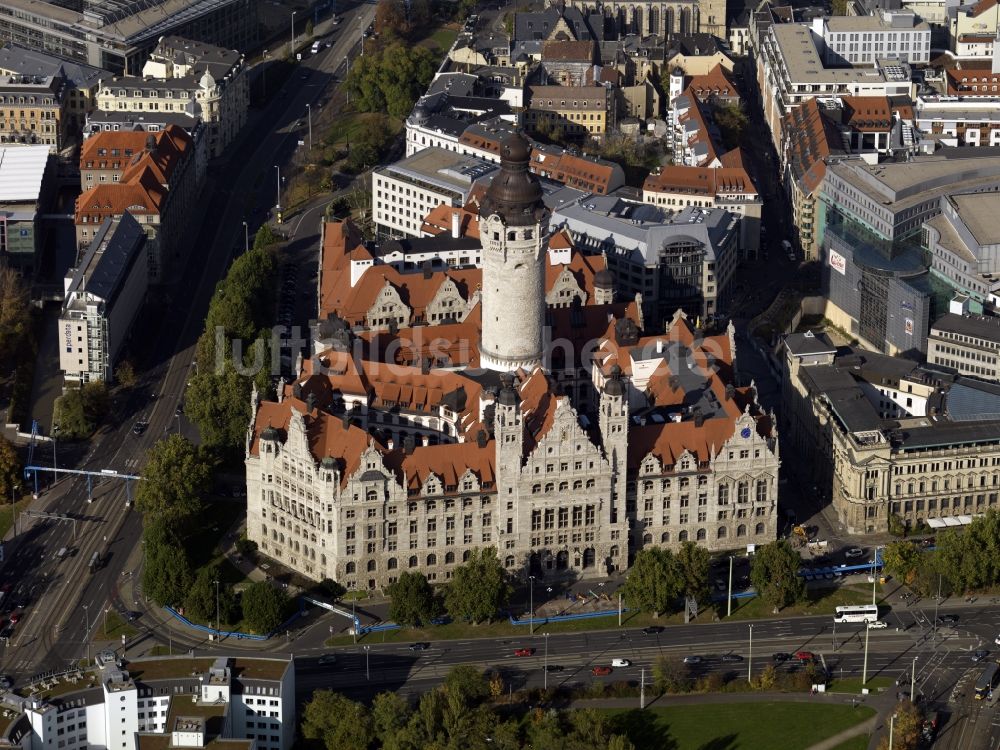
[770,24,893,84]
[380,147,498,195]
[124,656,289,683]
[825,14,928,32]
[950,192,1000,247]
[0,144,49,204]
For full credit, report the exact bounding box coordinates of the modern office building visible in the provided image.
[819,153,1000,355]
[0,654,295,750]
[0,0,257,76]
[781,336,1000,535]
[811,10,931,66]
[0,143,53,271]
[59,213,148,384]
[927,311,1000,380]
[552,195,741,323]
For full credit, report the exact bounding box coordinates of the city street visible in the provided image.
[0,0,377,680]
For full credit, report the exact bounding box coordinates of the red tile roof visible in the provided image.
[946,66,1000,96]
[644,165,758,197]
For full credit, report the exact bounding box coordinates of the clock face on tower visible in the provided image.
[740,427,752,439]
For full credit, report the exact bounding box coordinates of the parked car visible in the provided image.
[131,421,148,436]
[545,664,565,673]
[514,647,535,657]
[721,654,744,663]
[772,653,791,663]
[611,658,631,667]
[683,655,703,665]
[973,650,989,663]
[591,666,613,676]
[937,614,959,625]
[845,547,865,559]
[409,642,429,651]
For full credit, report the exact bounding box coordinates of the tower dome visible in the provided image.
[479,131,545,226]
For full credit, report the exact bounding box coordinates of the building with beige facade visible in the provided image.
[0,72,67,151]
[927,312,1000,379]
[246,138,779,590]
[562,0,727,38]
[525,84,614,139]
[95,36,247,158]
[781,331,1000,535]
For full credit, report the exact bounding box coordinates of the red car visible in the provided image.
[8,612,19,625]
[514,648,535,657]
[795,651,815,663]
[592,666,613,676]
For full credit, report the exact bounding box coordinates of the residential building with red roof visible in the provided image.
[949,0,1000,59]
[74,124,197,282]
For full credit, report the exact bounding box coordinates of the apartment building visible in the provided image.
[758,22,914,150]
[812,10,932,66]
[0,72,67,151]
[0,655,294,750]
[946,65,1000,94]
[94,36,247,159]
[59,214,148,384]
[372,148,499,239]
[781,337,1000,535]
[949,0,1000,59]
[0,143,52,271]
[915,95,1000,147]
[525,84,614,139]
[0,44,108,134]
[75,125,197,282]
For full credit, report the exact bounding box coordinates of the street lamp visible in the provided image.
[242,221,249,254]
[52,424,59,484]
[889,712,896,750]
[262,50,268,98]
[364,645,370,680]
[290,10,298,57]
[10,482,19,537]
[274,165,282,213]
[306,104,312,150]
[748,623,753,683]
[910,656,918,702]
[83,604,90,664]
[215,580,221,640]
[543,632,549,690]
[871,546,880,605]
[528,575,535,634]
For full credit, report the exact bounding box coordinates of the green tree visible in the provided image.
[183,564,237,626]
[374,0,409,39]
[675,540,711,603]
[934,511,1000,592]
[0,266,30,367]
[882,540,921,584]
[444,547,512,624]
[0,435,21,500]
[714,102,748,150]
[142,523,193,606]
[875,699,923,750]
[114,359,138,387]
[652,655,692,693]
[888,512,907,537]
[371,692,411,745]
[302,690,373,750]
[832,0,850,14]
[345,43,436,120]
[305,19,314,38]
[56,382,109,438]
[135,434,211,530]
[241,581,288,634]
[442,664,488,706]
[387,570,440,626]
[409,0,432,30]
[621,547,681,616]
[253,224,278,251]
[749,539,806,611]
[319,578,347,600]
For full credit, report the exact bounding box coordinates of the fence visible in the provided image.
[163,606,302,641]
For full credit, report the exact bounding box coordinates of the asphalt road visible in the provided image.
[0,0,377,681]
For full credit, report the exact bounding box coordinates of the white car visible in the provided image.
[867,620,888,629]
[995,635,1000,647]
[611,658,631,667]
[845,548,866,559]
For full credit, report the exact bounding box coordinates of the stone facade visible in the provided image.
[562,0,726,38]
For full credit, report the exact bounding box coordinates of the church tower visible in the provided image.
[478,132,549,372]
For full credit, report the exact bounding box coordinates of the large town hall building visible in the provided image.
[245,133,779,590]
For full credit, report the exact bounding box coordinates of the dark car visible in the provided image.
[642,626,665,635]
[721,653,744,663]
[937,614,959,625]
[131,421,147,436]
[408,642,429,651]
[514,647,535,657]
[0,675,11,690]
[545,664,565,673]
[772,652,791,663]
[430,616,451,625]
[973,650,989,663]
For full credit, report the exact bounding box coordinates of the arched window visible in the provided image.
[427,553,437,566]
[558,481,568,491]
[642,533,652,545]
[445,551,455,564]
[532,484,541,493]
[387,557,398,570]
[696,528,706,541]
[661,532,670,543]
[408,556,418,568]
[505,555,515,568]
[755,522,766,536]
[737,524,747,537]
[463,550,471,562]
[678,530,688,542]
[586,479,595,488]
[573,480,583,490]
[346,562,356,574]
[717,526,727,539]
[545,483,554,492]
[367,560,376,572]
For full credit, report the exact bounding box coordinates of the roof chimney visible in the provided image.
[341,412,351,429]
[403,434,416,454]
[306,393,316,413]
[422,260,433,279]
[422,434,430,447]
[451,210,461,239]
[725,384,735,401]
[387,438,395,451]
[476,429,488,448]
[693,407,705,427]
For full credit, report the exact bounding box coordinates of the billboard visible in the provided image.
[829,249,846,276]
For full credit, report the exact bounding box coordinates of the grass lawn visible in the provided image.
[98,610,138,640]
[826,737,871,750]
[826,676,893,694]
[0,495,32,539]
[419,26,458,53]
[722,584,882,621]
[608,702,876,750]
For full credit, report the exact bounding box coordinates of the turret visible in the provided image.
[494,373,525,482]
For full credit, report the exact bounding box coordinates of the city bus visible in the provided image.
[833,604,880,624]
[975,663,999,700]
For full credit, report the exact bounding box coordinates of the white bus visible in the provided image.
[834,604,879,624]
